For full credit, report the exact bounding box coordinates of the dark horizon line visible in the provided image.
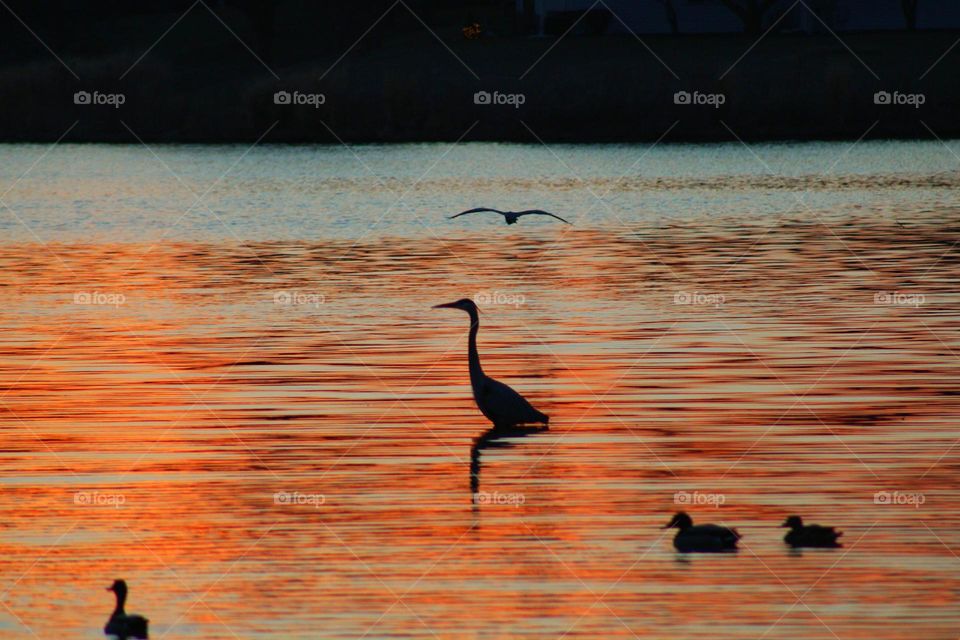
[1,132,954,146]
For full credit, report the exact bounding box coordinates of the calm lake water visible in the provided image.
[1,141,959,639]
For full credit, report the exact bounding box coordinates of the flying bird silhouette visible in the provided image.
[448,207,571,225]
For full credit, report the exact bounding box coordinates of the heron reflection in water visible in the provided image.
[432,298,549,495]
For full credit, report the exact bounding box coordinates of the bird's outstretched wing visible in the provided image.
[449,207,506,219]
[515,209,572,224]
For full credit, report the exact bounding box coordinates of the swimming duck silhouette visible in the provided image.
[104,579,149,639]
[782,515,843,548]
[663,511,740,552]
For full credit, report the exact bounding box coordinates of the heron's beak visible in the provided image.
[432,302,457,309]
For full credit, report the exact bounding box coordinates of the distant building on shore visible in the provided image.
[515,0,960,36]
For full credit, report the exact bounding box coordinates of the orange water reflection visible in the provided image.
[1,221,959,638]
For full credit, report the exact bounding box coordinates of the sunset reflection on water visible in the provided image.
[1,142,959,638]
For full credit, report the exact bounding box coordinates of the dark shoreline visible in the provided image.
[2,31,958,144]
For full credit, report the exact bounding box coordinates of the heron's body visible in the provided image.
[434,299,548,429]
[782,515,842,548]
[104,580,149,639]
[449,207,571,225]
[664,512,740,553]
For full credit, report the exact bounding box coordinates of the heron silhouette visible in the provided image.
[104,579,148,639]
[433,298,549,494]
[433,298,549,429]
[448,207,571,225]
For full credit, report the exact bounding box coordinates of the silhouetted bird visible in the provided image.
[448,207,571,225]
[104,579,148,639]
[782,515,843,548]
[663,511,740,552]
[433,298,549,429]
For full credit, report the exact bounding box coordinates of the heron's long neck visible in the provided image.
[467,310,483,380]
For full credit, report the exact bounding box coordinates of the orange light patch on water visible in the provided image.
[0,220,959,638]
